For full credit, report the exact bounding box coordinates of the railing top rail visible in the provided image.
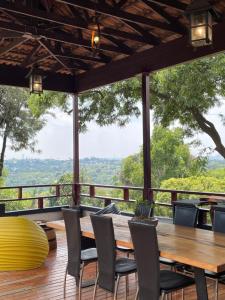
[0,183,72,189]
[79,183,143,190]
[151,188,225,197]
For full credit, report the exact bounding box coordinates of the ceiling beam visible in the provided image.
[56,0,183,34]
[26,53,52,68]
[115,0,128,9]
[38,39,75,73]
[104,35,134,55]
[141,0,186,35]
[0,37,28,56]
[0,20,129,55]
[39,39,92,71]
[76,18,225,92]
[146,0,187,11]
[0,1,151,45]
[21,44,42,67]
[0,64,76,93]
[124,21,160,45]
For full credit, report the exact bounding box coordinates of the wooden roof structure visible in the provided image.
[0,0,225,93]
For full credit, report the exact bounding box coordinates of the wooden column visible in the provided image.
[73,93,80,205]
[142,72,152,202]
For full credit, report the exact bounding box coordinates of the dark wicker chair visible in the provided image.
[62,208,98,300]
[160,203,198,269]
[91,214,137,300]
[205,205,225,300]
[129,220,195,300]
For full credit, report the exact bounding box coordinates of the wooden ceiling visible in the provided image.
[0,0,225,92]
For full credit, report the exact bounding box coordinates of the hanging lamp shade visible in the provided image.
[29,67,43,94]
[185,0,213,47]
[90,15,101,51]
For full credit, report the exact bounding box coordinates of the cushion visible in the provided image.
[95,203,120,215]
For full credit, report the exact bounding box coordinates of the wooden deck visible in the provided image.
[0,231,225,300]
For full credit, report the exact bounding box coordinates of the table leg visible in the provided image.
[194,267,208,300]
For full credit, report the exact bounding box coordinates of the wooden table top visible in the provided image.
[200,195,225,203]
[47,214,225,273]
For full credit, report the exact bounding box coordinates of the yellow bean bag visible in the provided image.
[0,217,49,271]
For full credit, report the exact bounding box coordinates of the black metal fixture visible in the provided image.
[91,14,101,52]
[186,0,213,47]
[29,66,43,94]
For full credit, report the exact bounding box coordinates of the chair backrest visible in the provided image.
[173,204,198,227]
[129,221,160,300]
[62,208,81,279]
[135,203,152,218]
[213,206,225,233]
[95,203,120,215]
[90,215,116,293]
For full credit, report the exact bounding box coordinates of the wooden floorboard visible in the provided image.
[0,231,225,299]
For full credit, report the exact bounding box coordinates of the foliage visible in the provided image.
[28,91,69,117]
[4,158,121,186]
[118,126,207,188]
[150,54,225,158]
[207,168,225,179]
[79,79,141,131]
[0,87,45,176]
[155,176,225,217]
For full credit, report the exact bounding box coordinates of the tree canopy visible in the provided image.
[0,87,45,176]
[74,53,225,158]
[118,126,207,188]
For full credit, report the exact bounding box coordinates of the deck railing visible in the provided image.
[1,183,225,226]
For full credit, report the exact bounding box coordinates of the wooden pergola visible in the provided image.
[1,0,225,212]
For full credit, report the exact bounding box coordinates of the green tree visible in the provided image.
[0,87,45,177]
[150,54,225,159]
[155,176,225,217]
[118,126,207,188]
[56,54,225,159]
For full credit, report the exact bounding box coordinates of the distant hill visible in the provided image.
[207,155,225,169]
[4,158,122,186]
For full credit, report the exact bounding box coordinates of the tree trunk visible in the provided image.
[0,130,8,177]
[190,108,225,159]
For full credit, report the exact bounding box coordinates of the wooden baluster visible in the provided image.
[56,185,60,198]
[171,191,177,219]
[123,188,129,201]
[38,197,44,209]
[171,191,177,203]
[18,187,22,199]
[90,186,95,198]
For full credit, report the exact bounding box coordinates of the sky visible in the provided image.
[3,102,225,160]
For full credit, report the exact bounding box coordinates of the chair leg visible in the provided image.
[135,288,139,300]
[125,276,128,300]
[113,275,120,300]
[78,262,85,300]
[215,279,219,300]
[93,272,99,300]
[182,288,184,300]
[63,264,68,298]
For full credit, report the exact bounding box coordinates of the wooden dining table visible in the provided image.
[47,214,225,300]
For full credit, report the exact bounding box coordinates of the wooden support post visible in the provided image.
[73,93,80,206]
[142,72,152,203]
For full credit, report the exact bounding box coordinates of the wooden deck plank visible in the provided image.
[0,231,225,299]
